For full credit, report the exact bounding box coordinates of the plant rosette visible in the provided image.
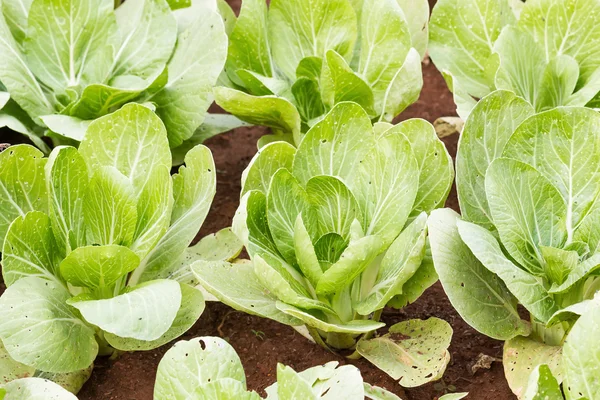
[0,0,246,157]
[429,89,600,398]
[213,0,428,146]
[0,103,242,393]
[193,102,455,388]
[153,336,469,400]
[429,0,600,120]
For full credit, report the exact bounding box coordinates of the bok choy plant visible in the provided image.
[429,0,600,119]
[193,102,455,387]
[0,377,78,400]
[0,103,233,393]
[153,336,468,400]
[428,90,600,398]
[214,0,428,146]
[0,0,231,156]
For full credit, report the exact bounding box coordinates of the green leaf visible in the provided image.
[504,336,563,399]
[391,119,454,217]
[267,169,312,263]
[112,0,177,81]
[45,146,88,252]
[0,277,98,373]
[105,283,204,351]
[522,364,563,400]
[485,158,567,275]
[79,103,171,195]
[276,302,384,334]
[246,190,282,261]
[0,145,47,244]
[0,378,78,400]
[550,254,600,294]
[0,339,35,384]
[429,0,513,97]
[241,141,296,196]
[69,279,181,341]
[363,382,402,400]
[149,9,227,147]
[165,227,243,285]
[503,107,600,241]
[540,246,578,286]
[130,166,173,259]
[547,299,595,327]
[438,394,469,400]
[42,116,90,143]
[321,50,375,115]
[291,77,325,123]
[574,208,600,255]
[192,260,302,326]
[2,211,61,286]
[356,213,427,315]
[275,363,365,400]
[537,55,580,111]
[195,380,261,400]
[315,235,383,297]
[314,233,348,269]
[352,128,418,246]
[59,245,139,290]
[213,88,302,142]
[293,215,323,289]
[226,0,272,83]
[456,90,535,229]
[34,367,92,395]
[2,0,33,46]
[273,364,317,400]
[132,145,216,283]
[518,0,600,89]
[0,13,53,123]
[563,301,600,399]
[357,317,452,387]
[306,176,360,241]
[457,220,558,324]
[83,166,138,246]
[358,0,411,116]
[164,0,190,10]
[396,0,429,60]
[154,336,246,399]
[428,208,529,340]
[376,48,423,122]
[25,0,117,91]
[388,240,438,309]
[293,102,375,186]
[494,27,547,109]
[268,0,357,81]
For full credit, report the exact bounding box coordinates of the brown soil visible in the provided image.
[0,1,516,398]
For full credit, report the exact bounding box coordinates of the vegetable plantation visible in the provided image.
[0,0,599,399]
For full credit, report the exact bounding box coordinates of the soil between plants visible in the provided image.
[0,2,516,398]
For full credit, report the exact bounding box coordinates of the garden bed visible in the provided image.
[0,1,517,398]
[71,62,512,400]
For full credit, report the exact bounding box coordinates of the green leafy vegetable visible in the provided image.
[0,378,78,400]
[214,0,428,144]
[0,103,218,392]
[0,0,228,154]
[430,0,600,118]
[194,102,454,387]
[429,90,600,397]
[154,336,402,400]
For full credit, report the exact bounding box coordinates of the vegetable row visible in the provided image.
[0,0,599,399]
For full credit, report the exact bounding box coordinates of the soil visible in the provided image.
[0,1,517,398]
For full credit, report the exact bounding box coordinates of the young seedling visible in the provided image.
[429,90,600,398]
[214,0,428,146]
[0,0,239,158]
[429,0,600,120]
[0,103,241,393]
[193,102,455,388]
